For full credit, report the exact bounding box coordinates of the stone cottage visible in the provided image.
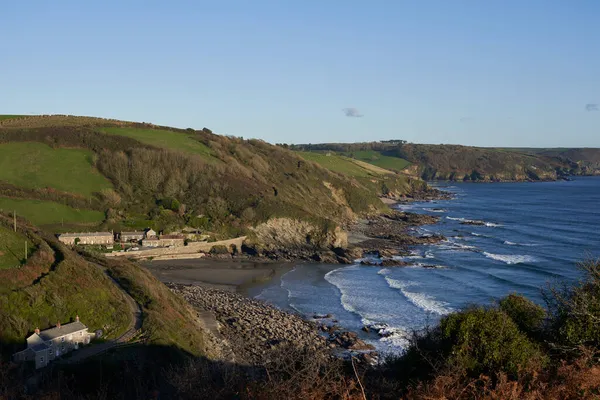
[119,231,145,243]
[144,228,157,239]
[12,317,91,369]
[142,234,185,247]
[57,232,114,246]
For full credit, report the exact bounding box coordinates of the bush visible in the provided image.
[158,197,180,213]
[545,259,600,353]
[499,293,546,338]
[392,305,547,384]
[439,306,546,378]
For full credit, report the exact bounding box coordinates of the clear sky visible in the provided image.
[2,1,599,147]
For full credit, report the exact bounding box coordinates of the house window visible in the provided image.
[49,349,53,355]
[80,332,83,336]
[61,337,65,342]
[62,345,65,351]
[40,357,44,363]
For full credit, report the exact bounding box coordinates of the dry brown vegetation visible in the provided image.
[2,261,600,399]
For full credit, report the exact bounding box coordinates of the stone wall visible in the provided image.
[106,237,247,259]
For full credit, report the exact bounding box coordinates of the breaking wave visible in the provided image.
[385,277,453,315]
[446,216,502,227]
[483,252,538,265]
[422,207,447,213]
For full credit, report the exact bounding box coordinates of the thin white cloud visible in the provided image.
[585,103,598,112]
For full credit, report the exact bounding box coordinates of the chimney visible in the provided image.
[35,327,40,335]
[57,321,61,329]
[76,315,80,322]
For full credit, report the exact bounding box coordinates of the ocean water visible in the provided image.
[253,177,600,353]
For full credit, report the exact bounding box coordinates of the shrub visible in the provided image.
[545,259,600,353]
[393,306,547,384]
[158,197,180,213]
[499,293,546,338]
[439,306,546,378]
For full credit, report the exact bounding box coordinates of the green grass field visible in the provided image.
[0,225,30,269]
[0,198,105,227]
[348,150,411,171]
[101,127,217,160]
[0,142,112,196]
[0,115,26,121]
[298,152,378,178]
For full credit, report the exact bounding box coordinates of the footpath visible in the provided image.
[60,267,143,364]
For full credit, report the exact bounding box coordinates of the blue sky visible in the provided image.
[1,1,599,146]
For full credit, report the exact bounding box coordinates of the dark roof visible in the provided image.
[32,343,49,352]
[59,232,113,238]
[38,321,88,341]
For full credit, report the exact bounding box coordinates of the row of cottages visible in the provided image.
[57,232,114,246]
[58,228,185,248]
[117,228,157,243]
[13,317,92,369]
[142,234,185,247]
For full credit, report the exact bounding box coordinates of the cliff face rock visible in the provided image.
[252,218,348,251]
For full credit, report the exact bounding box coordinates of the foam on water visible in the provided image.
[379,328,411,349]
[503,240,539,247]
[483,252,538,265]
[422,207,447,213]
[324,269,359,314]
[385,277,453,315]
[446,216,502,227]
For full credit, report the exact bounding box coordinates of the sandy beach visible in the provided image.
[142,258,293,292]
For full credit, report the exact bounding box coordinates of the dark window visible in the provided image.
[61,337,65,342]
[40,357,44,363]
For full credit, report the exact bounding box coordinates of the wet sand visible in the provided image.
[142,258,293,293]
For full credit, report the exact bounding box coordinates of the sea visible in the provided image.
[249,177,600,353]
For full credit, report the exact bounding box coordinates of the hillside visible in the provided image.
[0,213,218,360]
[293,141,600,182]
[0,115,430,240]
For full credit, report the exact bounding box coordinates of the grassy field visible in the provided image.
[349,150,411,171]
[101,127,216,160]
[0,115,26,121]
[0,142,112,196]
[0,225,30,269]
[0,198,105,227]
[298,152,381,178]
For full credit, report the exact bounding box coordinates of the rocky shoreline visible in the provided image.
[197,188,453,266]
[168,283,378,365]
[162,191,453,367]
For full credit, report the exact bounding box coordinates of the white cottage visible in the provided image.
[13,317,91,369]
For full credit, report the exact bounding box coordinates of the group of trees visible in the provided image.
[290,140,407,153]
[91,127,385,234]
